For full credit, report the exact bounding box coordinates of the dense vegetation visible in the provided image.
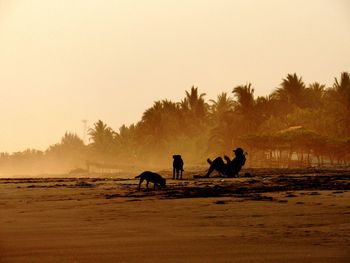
[1,72,349,175]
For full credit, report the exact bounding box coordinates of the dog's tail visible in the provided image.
[207,158,213,165]
[135,175,141,179]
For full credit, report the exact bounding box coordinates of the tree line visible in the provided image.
[1,72,349,175]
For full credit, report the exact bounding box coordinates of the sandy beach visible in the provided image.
[1,168,350,262]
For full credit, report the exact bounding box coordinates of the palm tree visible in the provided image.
[329,72,350,136]
[140,100,182,139]
[183,86,208,120]
[208,112,243,155]
[305,82,325,108]
[232,83,258,133]
[272,73,307,108]
[254,95,278,120]
[232,83,255,113]
[179,86,209,138]
[137,99,186,163]
[333,72,350,110]
[88,120,115,153]
[115,124,136,148]
[185,86,206,108]
[140,101,163,137]
[115,124,138,160]
[209,92,235,122]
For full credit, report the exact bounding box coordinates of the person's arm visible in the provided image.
[241,155,246,166]
[224,155,231,164]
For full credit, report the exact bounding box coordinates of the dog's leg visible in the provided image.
[173,168,175,180]
[138,178,143,191]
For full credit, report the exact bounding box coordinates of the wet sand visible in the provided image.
[1,168,350,262]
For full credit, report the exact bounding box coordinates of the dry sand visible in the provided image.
[1,168,350,262]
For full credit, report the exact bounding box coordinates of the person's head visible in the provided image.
[233,147,244,156]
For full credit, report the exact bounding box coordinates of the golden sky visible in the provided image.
[0,0,349,152]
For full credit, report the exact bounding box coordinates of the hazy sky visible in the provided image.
[0,0,349,153]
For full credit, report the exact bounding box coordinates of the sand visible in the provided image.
[1,168,350,262]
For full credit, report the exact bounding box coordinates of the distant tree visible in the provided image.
[209,92,235,123]
[46,132,86,160]
[88,120,115,154]
[183,86,207,119]
[180,86,209,137]
[140,100,183,140]
[232,83,255,113]
[136,99,186,163]
[208,111,244,155]
[232,83,259,133]
[140,101,163,137]
[326,72,350,136]
[254,95,279,122]
[115,124,137,148]
[333,72,350,110]
[272,73,307,108]
[115,124,138,161]
[61,132,85,148]
[305,82,326,108]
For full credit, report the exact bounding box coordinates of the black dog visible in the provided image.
[173,155,184,180]
[135,171,166,191]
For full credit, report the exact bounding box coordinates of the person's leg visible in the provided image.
[205,157,225,177]
[231,165,243,177]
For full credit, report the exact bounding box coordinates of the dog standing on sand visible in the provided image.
[135,171,166,191]
[173,155,184,180]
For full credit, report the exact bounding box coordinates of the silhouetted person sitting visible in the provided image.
[204,147,246,178]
